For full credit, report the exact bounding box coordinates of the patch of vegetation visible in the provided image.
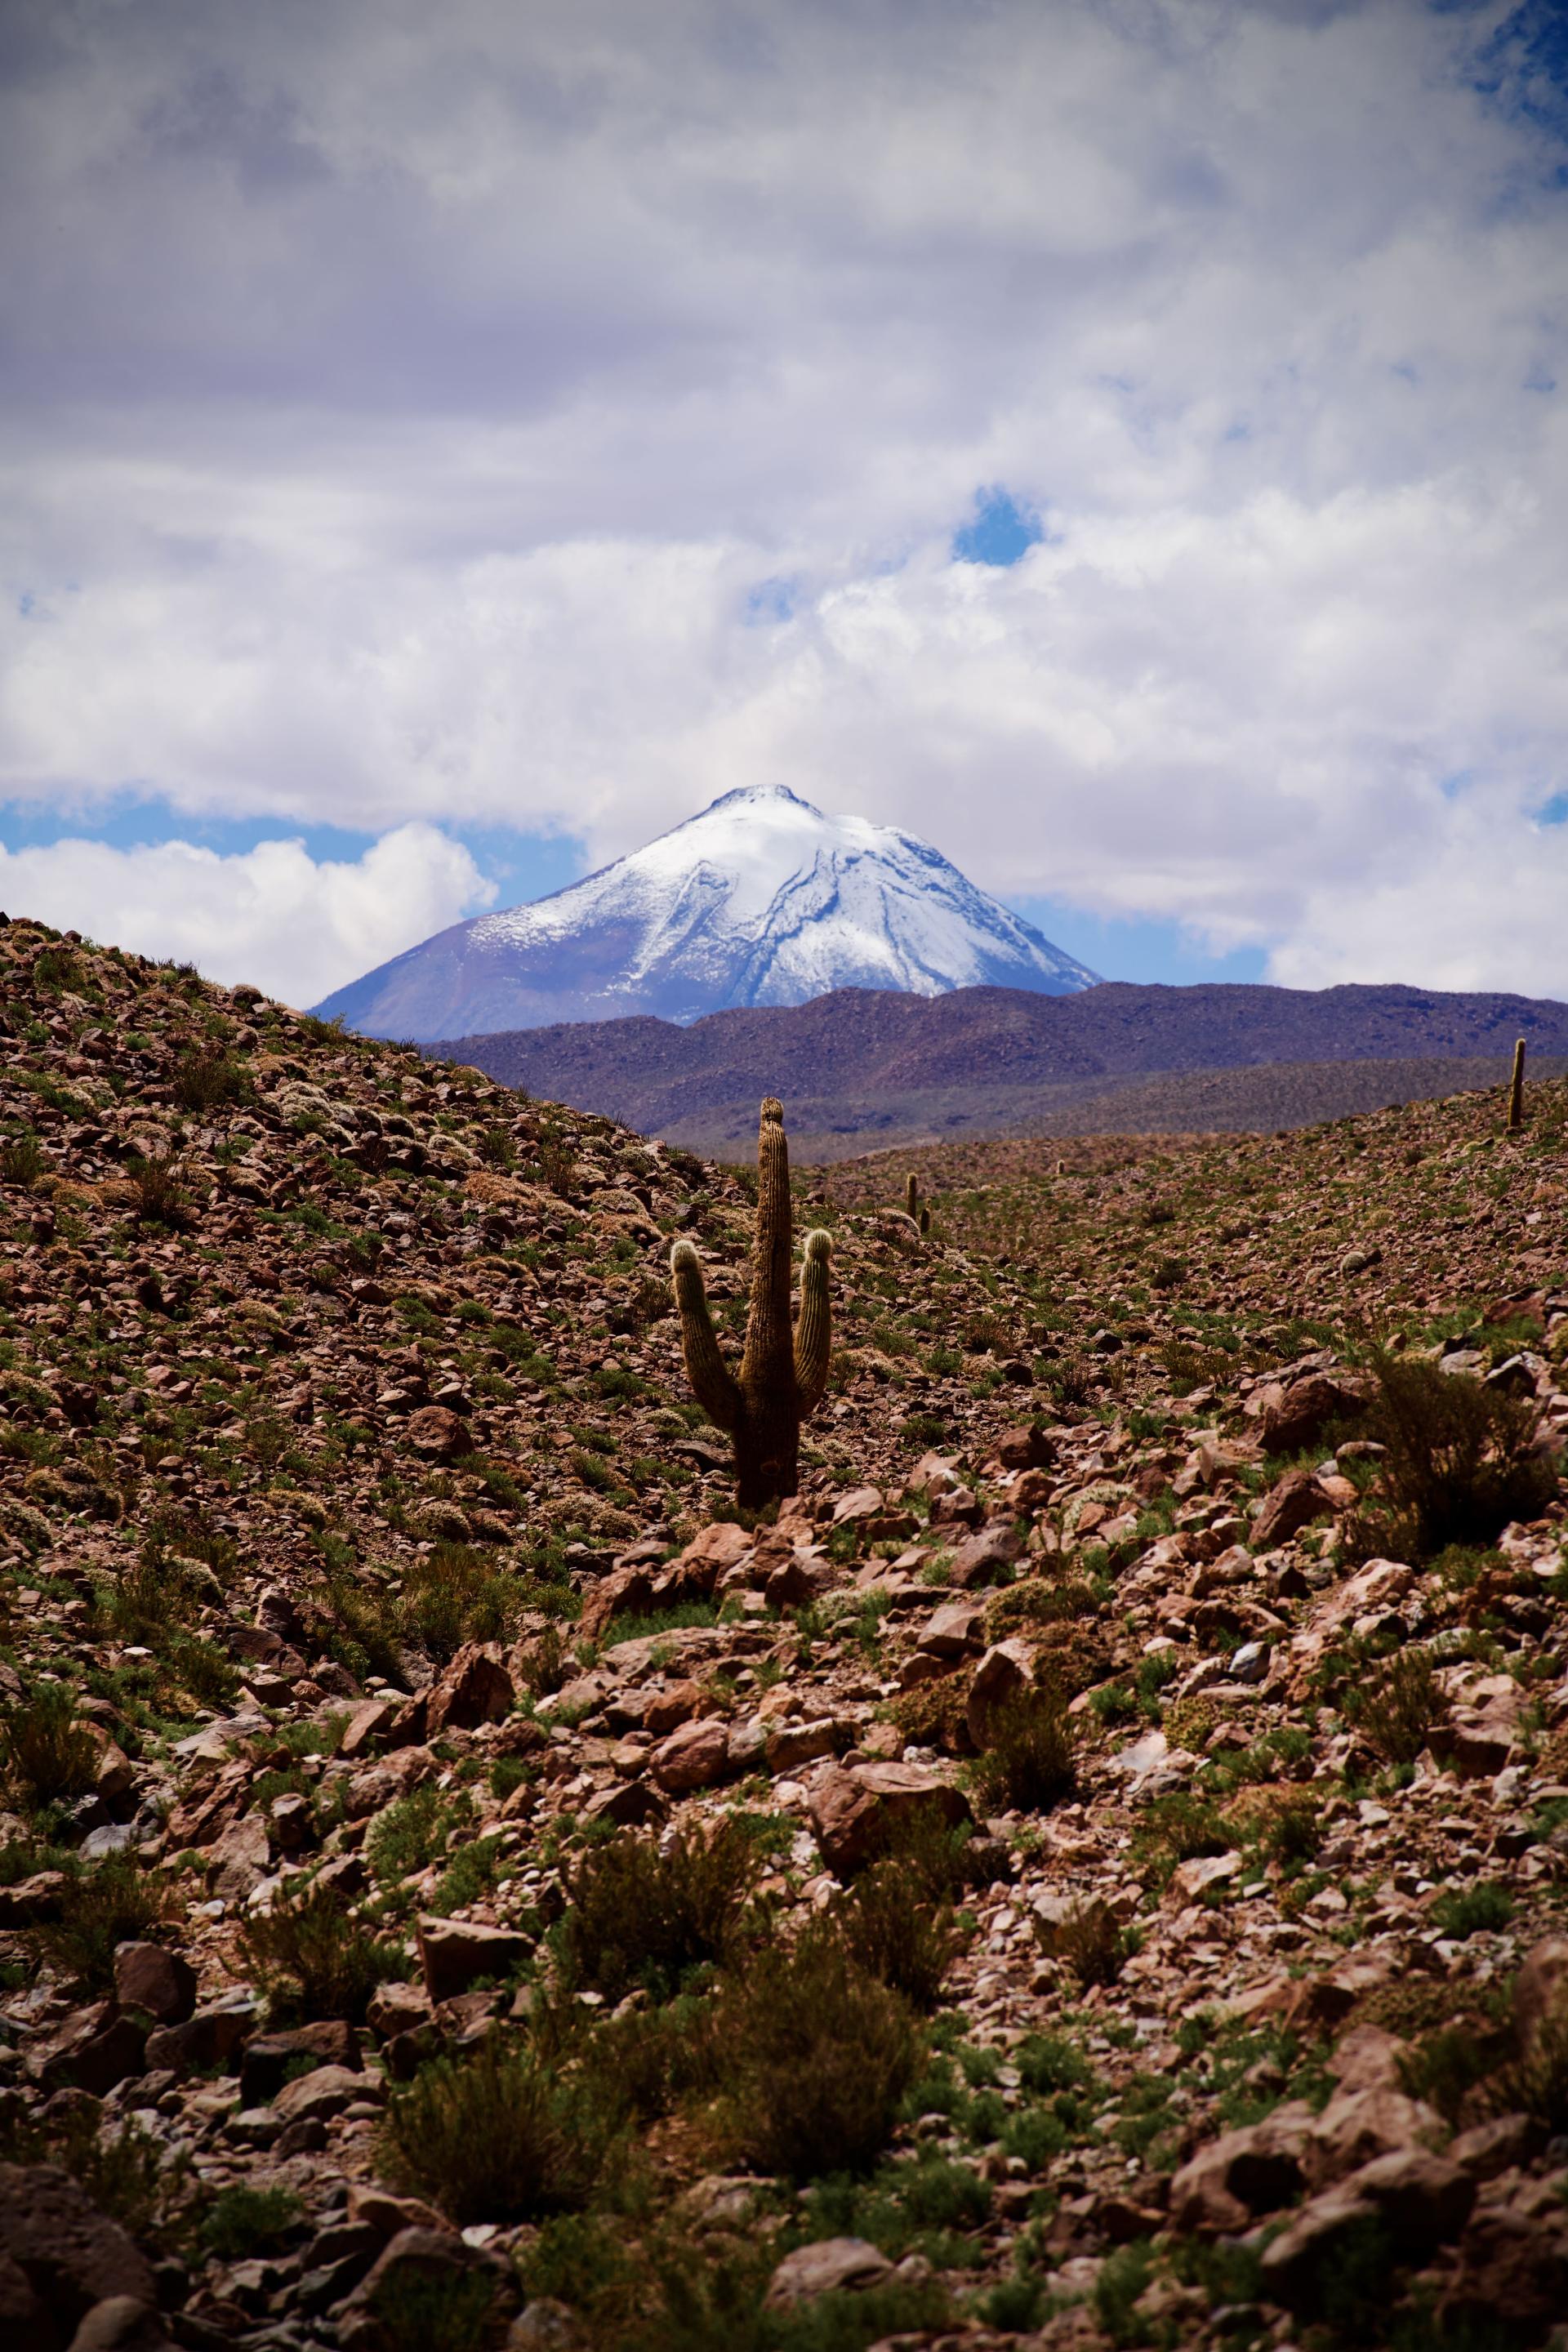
[558,1820,762,2002]
[380,2035,614,2225]
[239,1879,407,2023]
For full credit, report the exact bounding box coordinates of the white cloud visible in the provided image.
[0,0,1566,993]
[0,826,492,1006]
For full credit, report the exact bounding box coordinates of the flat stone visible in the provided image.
[417,1916,532,2003]
[807,1760,971,1874]
[764,2238,894,2309]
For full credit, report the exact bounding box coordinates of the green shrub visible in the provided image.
[200,2185,304,2261]
[239,1880,405,2023]
[970,1686,1077,1812]
[403,1544,523,1660]
[1041,1897,1132,1989]
[0,2101,185,2239]
[371,2270,496,2352]
[130,1154,193,1230]
[173,1049,252,1112]
[2,1682,100,1807]
[1430,1882,1514,1940]
[368,1784,463,1885]
[1342,1646,1446,1766]
[33,1855,171,1992]
[1352,1352,1556,1561]
[1397,2025,1498,2127]
[836,1853,960,2011]
[0,1129,45,1186]
[559,1820,762,2002]
[709,1929,923,2182]
[380,2037,612,2225]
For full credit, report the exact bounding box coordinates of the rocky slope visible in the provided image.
[315,787,1095,1040]
[433,978,1568,1160]
[1,911,1567,2352]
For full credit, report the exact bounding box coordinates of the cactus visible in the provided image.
[906,1173,920,1219]
[1508,1036,1526,1133]
[670,1098,832,1506]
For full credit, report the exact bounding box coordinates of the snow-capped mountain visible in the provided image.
[313,786,1098,1039]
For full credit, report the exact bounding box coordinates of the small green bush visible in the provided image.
[970,1686,1077,1813]
[33,1855,171,1992]
[836,1853,960,2011]
[1430,1882,1514,1940]
[239,1880,405,2023]
[1352,1352,1556,1561]
[1343,1646,1446,1766]
[559,1820,762,2002]
[381,2037,612,2225]
[200,2185,304,2261]
[371,2270,495,2352]
[709,1929,923,2182]
[174,1049,252,1112]
[0,1129,45,1186]
[2,1682,100,1808]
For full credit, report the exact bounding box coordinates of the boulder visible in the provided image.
[764,2238,893,2309]
[272,2063,376,2124]
[416,1916,532,2003]
[648,1717,733,1794]
[1254,1372,1368,1455]
[1512,1936,1568,2050]
[1346,2147,1475,2250]
[807,1761,971,1874]
[425,1644,514,1737]
[577,1566,655,1642]
[1253,1468,1335,1548]
[947,1521,1023,1590]
[338,1698,394,1761]
[143,1994,259,2078]
[404,1406,469,1462]
[112,1942,196,2027]
[1169,2106,1312,2233]
[0,2163,158,2350]
[965,1640,1035,1748]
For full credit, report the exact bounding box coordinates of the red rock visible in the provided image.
[1348,2146,1475,2250]
[144,1996,259,2078]
[1169,2107,1311,2234]
[404,1406,469,1462]
[424,1643,514,1736]
[1512,1936,1568,2049]
[0,2163,158,2344]
[38,2008,147,2098]
[965,1639,1035,1746]
[1253,1468,1335,1548]
[831,1486,884,1525]
[337,1698,394,1760]
[995,1425,1054,1472]
[649,1716,733,1793]
[272,2063,376,2124]
[416,1917,532,2003]
[112,1942,196,2026]
[807,1761,972,1873]
[947,1521,1023,1589]
[240,2020,360,2105]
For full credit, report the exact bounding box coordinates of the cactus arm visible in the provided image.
[739,1096,794,1401]
[794,1228,833,1414]
[670,1241,742,1433]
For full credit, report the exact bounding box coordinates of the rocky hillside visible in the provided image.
[2,911,1568,2352]
[433,978,1568,1160]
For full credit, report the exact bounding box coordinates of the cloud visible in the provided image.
[0,826,492,1006]
[0,0,1566,993]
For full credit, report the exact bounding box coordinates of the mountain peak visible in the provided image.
[314,791,1098,1040]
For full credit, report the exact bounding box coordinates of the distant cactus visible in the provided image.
[906,1174,920,1219]
[1508,1036,1526,1133]
[670,1097,832,1506]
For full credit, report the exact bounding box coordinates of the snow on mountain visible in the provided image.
[312,786,1098,1039]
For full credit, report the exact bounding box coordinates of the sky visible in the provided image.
[2,0,1566,1008]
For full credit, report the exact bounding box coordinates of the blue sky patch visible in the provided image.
[951,487,1044,568]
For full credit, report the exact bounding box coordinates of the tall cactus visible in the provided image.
[1508,1036,1526,1133]
[670,1097,832,1506]
[906,1173,920,1219]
